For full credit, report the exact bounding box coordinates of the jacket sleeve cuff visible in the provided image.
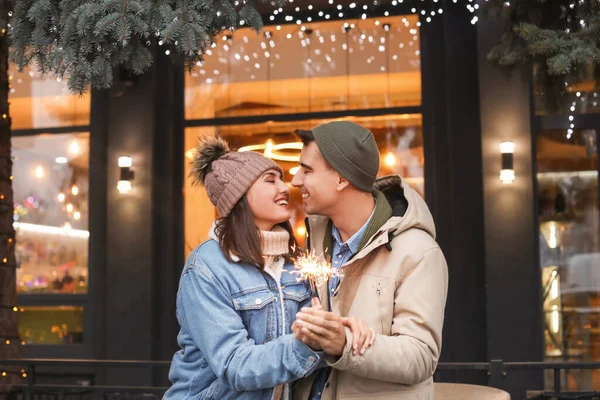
[324,327,354,370]
[291,336,322,376]
[315,351,329,369]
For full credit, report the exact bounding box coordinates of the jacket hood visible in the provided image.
[374,175,436,240]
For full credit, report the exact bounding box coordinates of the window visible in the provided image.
[19,305,84,345]
[537,129,599,389]
[183,13,424,258]
[9,65,90,130]
[184,114,423,257]
[533,64,600,116]
[10,63,91,349]
[13,133,90,294]
[185,14,421,120]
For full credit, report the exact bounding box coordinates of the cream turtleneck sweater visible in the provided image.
[260,225,290,282]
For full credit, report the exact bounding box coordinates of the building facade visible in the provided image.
[7,2,599,397]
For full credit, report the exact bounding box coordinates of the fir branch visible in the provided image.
[9,0,287,93]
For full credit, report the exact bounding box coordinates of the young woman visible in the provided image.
[165,137,374,400]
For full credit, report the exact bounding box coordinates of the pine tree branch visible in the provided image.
[8,0,286,93]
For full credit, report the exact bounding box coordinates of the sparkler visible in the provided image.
[292,249,338,297]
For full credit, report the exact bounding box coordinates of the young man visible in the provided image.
[290,121,449,400]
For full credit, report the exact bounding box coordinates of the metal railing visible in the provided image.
[435,360,600,399]
[1,358,599,399]
[1,359,170,399]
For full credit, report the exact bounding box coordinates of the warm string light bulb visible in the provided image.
[265,0,479,27]
[34,166,44,178]
[384,152,396,167]
[69,141,80,155]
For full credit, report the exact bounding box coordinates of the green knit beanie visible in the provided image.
[309,121,379,192]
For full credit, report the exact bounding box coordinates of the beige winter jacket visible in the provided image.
[293,175,449,400]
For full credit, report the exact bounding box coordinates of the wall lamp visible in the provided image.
[499,142,515,184]
[117,156,134,194]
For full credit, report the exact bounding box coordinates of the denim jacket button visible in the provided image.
[307,356,315,363]
[255,298,262,305]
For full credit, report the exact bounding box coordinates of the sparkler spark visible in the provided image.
[292,249,338,296]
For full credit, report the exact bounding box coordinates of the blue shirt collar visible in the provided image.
[331,204,377,255]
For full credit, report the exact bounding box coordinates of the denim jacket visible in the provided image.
[165,239,322,400]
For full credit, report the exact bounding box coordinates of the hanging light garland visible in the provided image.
[409,0,482,24]
[263,0,486,29]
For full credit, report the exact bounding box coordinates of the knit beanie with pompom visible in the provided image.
[191,136,283,217]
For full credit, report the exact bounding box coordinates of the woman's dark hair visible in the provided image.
[215,196,298,268]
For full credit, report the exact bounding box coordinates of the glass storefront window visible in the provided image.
[185,14,421,120]
[537,129,599,390]
[8,64,91,130]
[184,114,424,258]
[12,133,90,294]
[534,64,600,116]
[19,306,84,345]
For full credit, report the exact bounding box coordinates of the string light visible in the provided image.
[567,99,576,139]
[264,0,481,26]
[0,335,21,344]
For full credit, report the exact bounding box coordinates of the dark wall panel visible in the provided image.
[421,5,487,382]
[477,14,544,398]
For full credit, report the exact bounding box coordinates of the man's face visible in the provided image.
[291,142,341,216]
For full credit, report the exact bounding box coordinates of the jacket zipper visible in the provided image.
[376,282,384,333]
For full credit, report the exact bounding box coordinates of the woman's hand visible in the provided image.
[295,297,376,356]
[292,297,323,351]
[309,297,376,356]
[341,316,376,356]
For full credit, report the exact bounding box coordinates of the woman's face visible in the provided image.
[246,169,291,231]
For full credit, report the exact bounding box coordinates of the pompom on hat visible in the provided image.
[191,136,283,217]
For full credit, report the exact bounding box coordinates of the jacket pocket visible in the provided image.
[232,287,277,310]
[282,283,311,303]
[232,287,277,343]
